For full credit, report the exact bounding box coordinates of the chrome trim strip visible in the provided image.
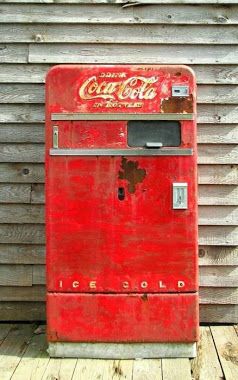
[50,148,193,156]
[51,113,194,121]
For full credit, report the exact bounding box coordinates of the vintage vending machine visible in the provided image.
[45,64,199,358]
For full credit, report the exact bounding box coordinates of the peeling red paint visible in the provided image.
[118,157,146,193]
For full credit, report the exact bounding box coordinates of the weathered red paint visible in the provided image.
[46,65,198,343]
[47,293,199,342]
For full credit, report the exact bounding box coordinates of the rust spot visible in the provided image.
[118,157,146,194]
[222,342,238,365]
[175,72,181,76]
[141,294,148,301]
[161,94,193,114]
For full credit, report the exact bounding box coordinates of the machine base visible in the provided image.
[48,342,197,359]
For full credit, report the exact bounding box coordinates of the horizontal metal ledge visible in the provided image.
[51,113,194,121]
[50,148,193,156]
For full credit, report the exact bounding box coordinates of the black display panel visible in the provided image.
[127,121,181,147]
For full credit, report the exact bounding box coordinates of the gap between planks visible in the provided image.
[0,324,238,379]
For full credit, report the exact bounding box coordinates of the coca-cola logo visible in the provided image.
[78,75,158,101]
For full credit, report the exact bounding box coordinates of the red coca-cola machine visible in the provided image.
[45,64,199,358]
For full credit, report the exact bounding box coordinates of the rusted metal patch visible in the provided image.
[118,157,146,194]
[161,94,193,114]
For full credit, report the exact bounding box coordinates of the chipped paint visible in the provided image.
[161,94,193,114]
[118,157,146,194]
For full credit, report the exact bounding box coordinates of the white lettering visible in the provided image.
[89,281,97,289]
[79,76,158,101]
[122,281,129,289]
[159,281,166,288]
[72,281,79,288]
[141,281,148,289]
[178,281,185,288]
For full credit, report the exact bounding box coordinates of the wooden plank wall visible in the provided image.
[0,0,237,322]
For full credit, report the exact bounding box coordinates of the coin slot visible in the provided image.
[118,187,125,201]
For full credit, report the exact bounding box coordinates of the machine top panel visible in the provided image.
[46,64,196,116]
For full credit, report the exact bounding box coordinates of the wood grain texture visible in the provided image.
[1,1,237,5]
[33,265,45,285]
[198,86,238,104]
[29,44,238,64]
[0,324,36,378]
[0,286,45,301]
[199,246,238,266]
[1,24,238,44]
[198,165,238,185]
[0,44,28,63]
[0,265,32,286]
[0,144,44,163]
[0,3,237,24]
[197,105,238,124]
[0,184,31,203]
[199,206,238,225]
[0,183,40,204]
[199,226,238,246]
[41,357,78,380]
[198,185,238,205]
[10,333,49,380]
[0,105,44,123]
[133,359,162,380]
[162,359,192,380]
[0,85,44,104]
[198,145,238,164]
[199,266,238,287]
[191,326,224,380]
[0,323,15,344]
[0,64,237,84]
[0,244,45,264]
[72,359,123,380]
[31,184,45,204]
[0,163,45,183]
[199,288,238,304]
[0,302,45,321]
[210,326,238,380]
[200,305,238,323]
[0,225,45,244]
[0,204,44,224]
[197,125,238,144]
